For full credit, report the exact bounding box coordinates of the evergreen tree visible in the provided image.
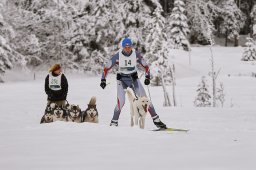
[186,0,221,44]
[194,76,211,107]
[251,4,256,39]
[218,0,245,46]
[144,0,167,63]
[0,1,26,81]
[167,0,190,51]
[144,0,171,84]
[241,37,256,61]
[7,0,74,63]
[116,0,151,49]
[89,0,118,47]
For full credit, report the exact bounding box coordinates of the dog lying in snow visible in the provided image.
[40,104,55,123]
[66,104,82,123]
[40,98,99,124]
[82,96,99,123]
[52,104,67,122]
[126,88,150,129]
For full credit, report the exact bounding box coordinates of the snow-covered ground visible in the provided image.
[0,47,256,170]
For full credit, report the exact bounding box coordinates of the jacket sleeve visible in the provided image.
[61,74,68,97]
[136,51,150,77]
[101,52,119,79]
[45,75,50,96]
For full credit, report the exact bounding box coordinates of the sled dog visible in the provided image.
[82,96,99,123]
[40,104,55,123]
[53,104,67,122]
[126,88,150,129]
[66,104,82,123]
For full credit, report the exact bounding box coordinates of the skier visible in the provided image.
[45,64,68,106]
[100,38,167,129]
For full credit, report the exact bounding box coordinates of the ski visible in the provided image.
[152,127,189,132]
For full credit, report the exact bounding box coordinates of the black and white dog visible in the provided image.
[126,88,150,129]
[82,96,99,123]
[53,104,67,122]
[66,104,82,123]
[40,104,55,124]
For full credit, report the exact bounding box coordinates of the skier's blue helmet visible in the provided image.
[122,38,132,48]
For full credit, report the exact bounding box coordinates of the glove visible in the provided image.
[100,79,107,89]
[144,75,150,85]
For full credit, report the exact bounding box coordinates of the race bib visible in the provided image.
[118,50,137,74]
[49,73,62,91]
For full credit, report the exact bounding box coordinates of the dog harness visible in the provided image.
[118,49,137,74]
[49,73,62,91]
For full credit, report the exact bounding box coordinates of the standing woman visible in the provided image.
[45,64,68,106]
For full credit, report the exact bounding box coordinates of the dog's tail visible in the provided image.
[89,96,97,105]
[126,88,135,103]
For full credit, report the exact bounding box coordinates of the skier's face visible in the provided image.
[123,45,132,54]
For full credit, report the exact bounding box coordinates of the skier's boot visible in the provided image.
[110,120,118,127]
[153,116,167,129]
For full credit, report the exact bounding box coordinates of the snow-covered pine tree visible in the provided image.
[69,0,120,73]
[144,0,171,85]
[116,0,151,50]
[144,0,167,64]
[241,37,256,61]
[194,76,211,107]
[89,0,118,47]
[218,0,245,46]
[144,1,172,106]
[0,3,12,77]
[64,1,98,71]
[216,82,225,107]
[250,4,256,39]
[186,0,221,44]
[0,1,26,82]
[167,0,190,51]
[7,0,74,64]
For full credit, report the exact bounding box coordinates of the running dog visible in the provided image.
[66,104,82,123]
[126,88,150,129]
[82,96,99,123]
[40,104,55,124]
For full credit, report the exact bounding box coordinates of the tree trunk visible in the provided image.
[156,76,160,86]
[160,69,171,107]
[225,30,228,47]
[0,76,4,83]
[234,34,239,47]
[212,72,216,107]
[209,46,216,107]
[235,0,241,8]
[171,65,177,106]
